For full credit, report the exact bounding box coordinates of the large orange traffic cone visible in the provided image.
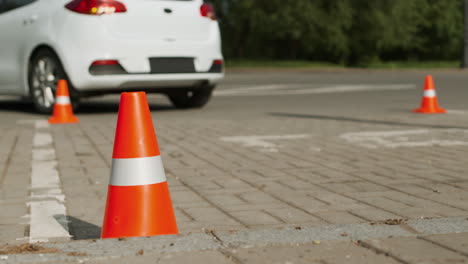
[101,92,178,239]
[413,75,446,114]
[48,80,79,124]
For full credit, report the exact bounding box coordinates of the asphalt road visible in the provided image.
[0,69,467,122]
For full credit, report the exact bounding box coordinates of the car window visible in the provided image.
[0,0,36,14]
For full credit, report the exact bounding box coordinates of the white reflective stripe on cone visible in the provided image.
[55,96,71,105]
[110,155,167,186]
[423,90,436,98]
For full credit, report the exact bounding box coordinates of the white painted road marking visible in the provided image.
[29,202,69,242]
[34,120,49,129]
[32,148,56,161]
[214,84,415,97]
[29,120,70,243]
[341,129,468,149]
[220,134,309,152]
[33,133,52,147]
[214,84,290,95]
[447,109,468,115]
[31,161,60,189]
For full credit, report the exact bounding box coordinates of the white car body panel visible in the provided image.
[0,1,45,94]
[0,0,223,95]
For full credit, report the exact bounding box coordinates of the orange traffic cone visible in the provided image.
[413,75,446,114]
[101,92,178,239]
[48,80,79,124]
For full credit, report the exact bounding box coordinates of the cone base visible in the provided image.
[413,108,446,114]
[101,182,178,239]
[48,116,79,124]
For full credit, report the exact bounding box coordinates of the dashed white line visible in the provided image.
[215,84,415,97]
[220,134,310,152]
[28,120,70,243]
[340,129,468,149]
[29,202,69,242]
[33,132,53,147]
[214,84,289,95]
[447,109,468,115]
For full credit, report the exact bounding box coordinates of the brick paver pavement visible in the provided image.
[47,116,467,238]
[0,70,468,262]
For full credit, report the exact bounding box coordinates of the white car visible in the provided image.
[0,0,224,113]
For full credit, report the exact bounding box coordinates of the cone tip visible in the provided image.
[120,91,147,99]
[113,91,159,159]
[424,75,435,90]
[118,92,149,114]
[56,79,70,96]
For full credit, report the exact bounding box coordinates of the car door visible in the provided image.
[0,0,38,94]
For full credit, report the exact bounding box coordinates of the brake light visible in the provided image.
[208,59,223,73]
[89,60,127,75]
[91,60,119,66]
[200,3,216,20]
[65,0,127,15]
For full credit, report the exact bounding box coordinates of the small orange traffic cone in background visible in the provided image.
[48,80,79,124]
[413,75,446,114]
[101,92,178,239]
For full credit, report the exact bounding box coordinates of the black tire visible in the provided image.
[168,85,214,109]
[28,49,80,114]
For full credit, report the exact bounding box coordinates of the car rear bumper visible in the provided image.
[71,72,224,94]
[54,12,223,92]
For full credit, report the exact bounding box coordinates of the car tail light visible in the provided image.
[91,60,120,66]
[89,60,127,75]
[200,3,216,20]
[65,0,127,15]
[209,59,223,73]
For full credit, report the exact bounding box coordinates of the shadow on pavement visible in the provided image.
[66,216,102,240]
[0,98,41,114]
[269,112,468,130]
[77,100,174,114]
[0,98,175,115]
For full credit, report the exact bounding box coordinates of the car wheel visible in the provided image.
[28,49,79,114]
[168,85,214,109]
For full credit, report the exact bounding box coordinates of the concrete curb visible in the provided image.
[1,216,467,263]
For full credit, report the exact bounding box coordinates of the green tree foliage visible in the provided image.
[213,0,463,66]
